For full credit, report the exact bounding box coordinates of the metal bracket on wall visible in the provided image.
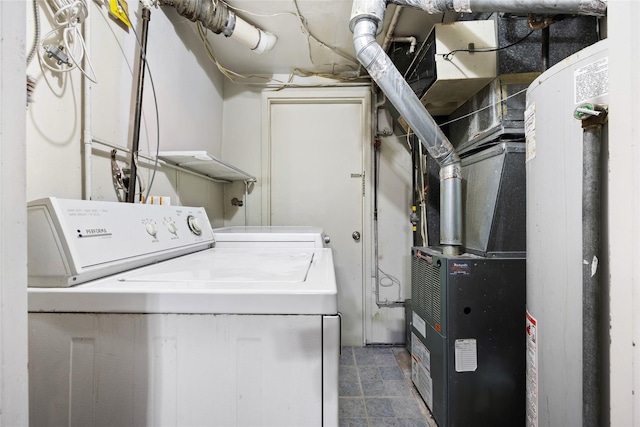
[110,149,127,202]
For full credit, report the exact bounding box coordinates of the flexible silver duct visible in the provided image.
[160,0,277,53]
[350,0,607,254]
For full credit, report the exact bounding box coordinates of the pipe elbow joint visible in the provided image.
[229,14,278,53]
[352,19,385,71]
[439,151,461,169]
[349,0,386,34]
[254,30,277,54]
[439,162,462,181]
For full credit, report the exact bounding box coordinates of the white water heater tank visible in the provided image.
[525,39,608,427]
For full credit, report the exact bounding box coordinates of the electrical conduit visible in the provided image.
[127,6,151,203]
[82,6,92,200]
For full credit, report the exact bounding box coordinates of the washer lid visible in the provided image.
[28,248,338,315]
[121,249,314,283]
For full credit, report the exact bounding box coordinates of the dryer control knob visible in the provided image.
[187,215,202,235]
[145,222,158,237]
[166,221,178,235]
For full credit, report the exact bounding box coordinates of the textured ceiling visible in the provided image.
[193,1,448,77]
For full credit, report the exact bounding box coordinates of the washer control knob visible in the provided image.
[187,215,202,235]
[166,221,178,235]
[145,222,158,237]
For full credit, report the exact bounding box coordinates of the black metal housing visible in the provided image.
[410,246,526,427]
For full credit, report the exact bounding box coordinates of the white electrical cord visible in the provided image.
[39,0,97,82]
[378,268,403,302]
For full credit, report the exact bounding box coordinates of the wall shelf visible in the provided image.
[157,151,256,183]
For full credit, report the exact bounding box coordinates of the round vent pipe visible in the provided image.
[160,0,277,53]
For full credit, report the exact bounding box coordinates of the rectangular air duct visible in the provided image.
[416,20,498,116]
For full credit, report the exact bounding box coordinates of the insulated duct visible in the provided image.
[160,0,277,53]
[387,0,607,15]
[349,0,607,254]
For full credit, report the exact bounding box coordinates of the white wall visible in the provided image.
[221,83,264,225]
[608,1,639,425]
[0,1,29,424]
[368,129,413,344]
[26,1,226,225]
[222,80,413,344]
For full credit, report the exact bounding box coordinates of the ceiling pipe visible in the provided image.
[390,36,417,53]
[387,0,607,15]
[381,5,403,51]
[350,0,607,255]
[159,0,277,53]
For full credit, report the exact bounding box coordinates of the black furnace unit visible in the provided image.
[410,142,527,426]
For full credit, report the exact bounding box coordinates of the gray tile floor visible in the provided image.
[339,346,438,427]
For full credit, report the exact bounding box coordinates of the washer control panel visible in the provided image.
[28,197,215,287]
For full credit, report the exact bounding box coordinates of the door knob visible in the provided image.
[324,235,331,244]
[352,231,361,241]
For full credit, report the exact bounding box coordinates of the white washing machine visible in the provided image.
[27,198,339,427]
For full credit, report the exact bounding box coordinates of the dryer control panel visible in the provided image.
[28,197,214,287]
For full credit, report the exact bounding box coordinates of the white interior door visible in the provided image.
[263,89,370,346]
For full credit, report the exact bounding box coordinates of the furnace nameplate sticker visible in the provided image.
[454,338,477,372]
[412,311,427,338]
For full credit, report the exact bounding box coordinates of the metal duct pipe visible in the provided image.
[350,0,607,253]
[351,6,462,254]
[160,0,277,53]
[541,26,550,71]
[381,5,403,51]
[387,0,607,16]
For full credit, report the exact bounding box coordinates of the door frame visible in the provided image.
[261,87,373,345]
